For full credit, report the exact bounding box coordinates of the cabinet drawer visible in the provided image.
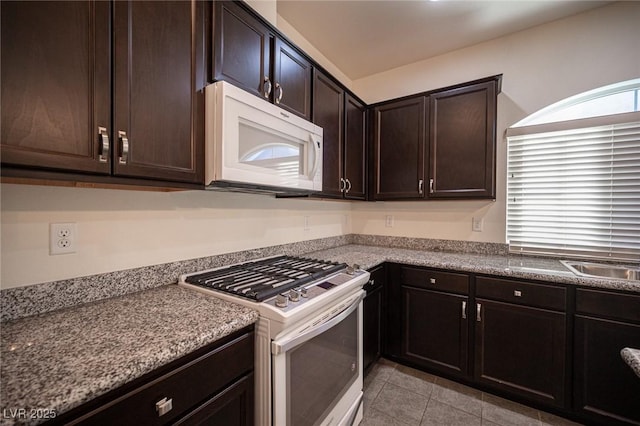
[400,266,469,295]
[576,288,640,323]
[71,330,254,425]
[476,276,566,311]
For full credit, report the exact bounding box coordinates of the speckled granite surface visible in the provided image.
[306,244,640,293]
[0,285,258,425]
[621,348,640,378]
[1,235,350,322]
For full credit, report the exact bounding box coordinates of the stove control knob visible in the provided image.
[299,287,309,298]
[275,293,289,308]
[289,289,301,302]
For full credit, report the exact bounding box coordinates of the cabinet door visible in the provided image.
[402,286,469,377]
[312,70,344,198]
[574,315,640,425]
[1,1,111,174]
[344,94,367,200]
[474,299,566,408]
[175,373,254,426]
[213,1,272,100]
[273,38,311,120]
[363,265,386,374]
[113,0,204,183]
[429,81,496,198]
[373,97,427,200]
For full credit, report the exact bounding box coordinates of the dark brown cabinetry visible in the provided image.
[371,76,500,201]
[113,0,205,183]
[344,94,367,200]
[364,265,386,374]
[475,277,567,408]
[429,81,497,198]
[573,289,640,425]
[312,70,367,200]
[1,0,205,185]
[386,265,470,378]
[213,1,311,120]
[1,1,111,175]
[57,327,254,426]
[372,98,427,200]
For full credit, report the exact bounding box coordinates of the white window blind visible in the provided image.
[507,113,640,261]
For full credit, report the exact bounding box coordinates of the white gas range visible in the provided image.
[179,255,370,426]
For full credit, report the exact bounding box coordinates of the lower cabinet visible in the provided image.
[383,263,640,425]
[573,289,640,425]
[474,277,567,408]
[397,266,470,378]
[57,326,254,426]
[363,265,386,373]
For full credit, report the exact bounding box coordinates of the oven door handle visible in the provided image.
[271,291,365,355]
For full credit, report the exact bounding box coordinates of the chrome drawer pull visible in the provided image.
[514,290,522,297]
[462,301,467,319]
[155,397,173,417]
[476,303,482,322]
[98,127,109,163]
[118,131,129,165]
[429,278,436,284]
[263,76,272,98]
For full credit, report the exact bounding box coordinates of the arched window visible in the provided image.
[506,79,640,261]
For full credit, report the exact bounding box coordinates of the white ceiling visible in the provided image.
[277,0,611,80]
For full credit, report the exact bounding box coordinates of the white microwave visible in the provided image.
[205,81,323,195]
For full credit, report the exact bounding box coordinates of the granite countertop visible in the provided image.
[621,348,640,378]
[305,244,640,293]
[0,285,258,425]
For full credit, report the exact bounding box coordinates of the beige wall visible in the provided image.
[0,184,351,289]
[350,2,640,244]
[2,3,639,290]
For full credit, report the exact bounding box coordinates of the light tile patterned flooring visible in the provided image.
[362,359,583,426]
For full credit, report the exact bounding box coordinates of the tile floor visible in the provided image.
[362,358,583,426]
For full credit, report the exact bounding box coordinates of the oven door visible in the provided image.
[271,290,365,426]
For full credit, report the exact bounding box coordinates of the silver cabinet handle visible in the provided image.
[476,303,482,322]
[514,290,522,297]
[429,178,434,194]
[98,127,109,163]
[275,82,283,104]
[345,178,352,193]
[339,178,346,192]
[419,179,424,194]
[263,76,272,98]
[462,301,467,319]
[118,131,129,165]
[429,278,436,284]
[155,397,173,417]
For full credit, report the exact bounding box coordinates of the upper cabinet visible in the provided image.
[371,76,500,201]
[373,97,427,200]
[1,0,205,185]
[113,0,205,183]
[213,1,312,120]
[312,70,367,200]
[429,80,497,199]
[1,1,111,175]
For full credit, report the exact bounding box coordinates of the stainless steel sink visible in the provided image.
[561,260,640,281]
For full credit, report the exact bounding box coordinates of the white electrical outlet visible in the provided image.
[50,223,77,255]
[385,215,394,228]
[472,217,484,232]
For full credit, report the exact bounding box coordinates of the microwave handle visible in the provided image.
[309,134,321,180]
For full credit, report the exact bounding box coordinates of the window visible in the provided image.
[506,80,640,261]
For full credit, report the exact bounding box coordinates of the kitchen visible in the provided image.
[1,0,640,425]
